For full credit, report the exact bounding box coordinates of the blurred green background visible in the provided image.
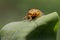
[0,0,60,29]
[0,0,60,40]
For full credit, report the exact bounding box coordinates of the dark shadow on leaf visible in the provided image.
[26,19,58,40]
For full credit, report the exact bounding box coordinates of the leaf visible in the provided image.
[56,19,60,40]
[0,12,59,40]
[54,21,59,32]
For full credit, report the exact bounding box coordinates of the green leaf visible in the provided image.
[0,12,59,40]
[54,21,59,32]
[56,19,60,40]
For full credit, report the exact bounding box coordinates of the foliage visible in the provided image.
[0,12,59,40]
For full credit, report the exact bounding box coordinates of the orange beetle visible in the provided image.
[24,9,44,21]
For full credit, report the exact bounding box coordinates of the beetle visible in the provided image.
[24,9,44,21]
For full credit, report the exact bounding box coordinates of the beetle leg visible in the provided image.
[28,15,32,21]
[23,16,27,20]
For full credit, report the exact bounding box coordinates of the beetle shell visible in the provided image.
[24,9,44,20]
